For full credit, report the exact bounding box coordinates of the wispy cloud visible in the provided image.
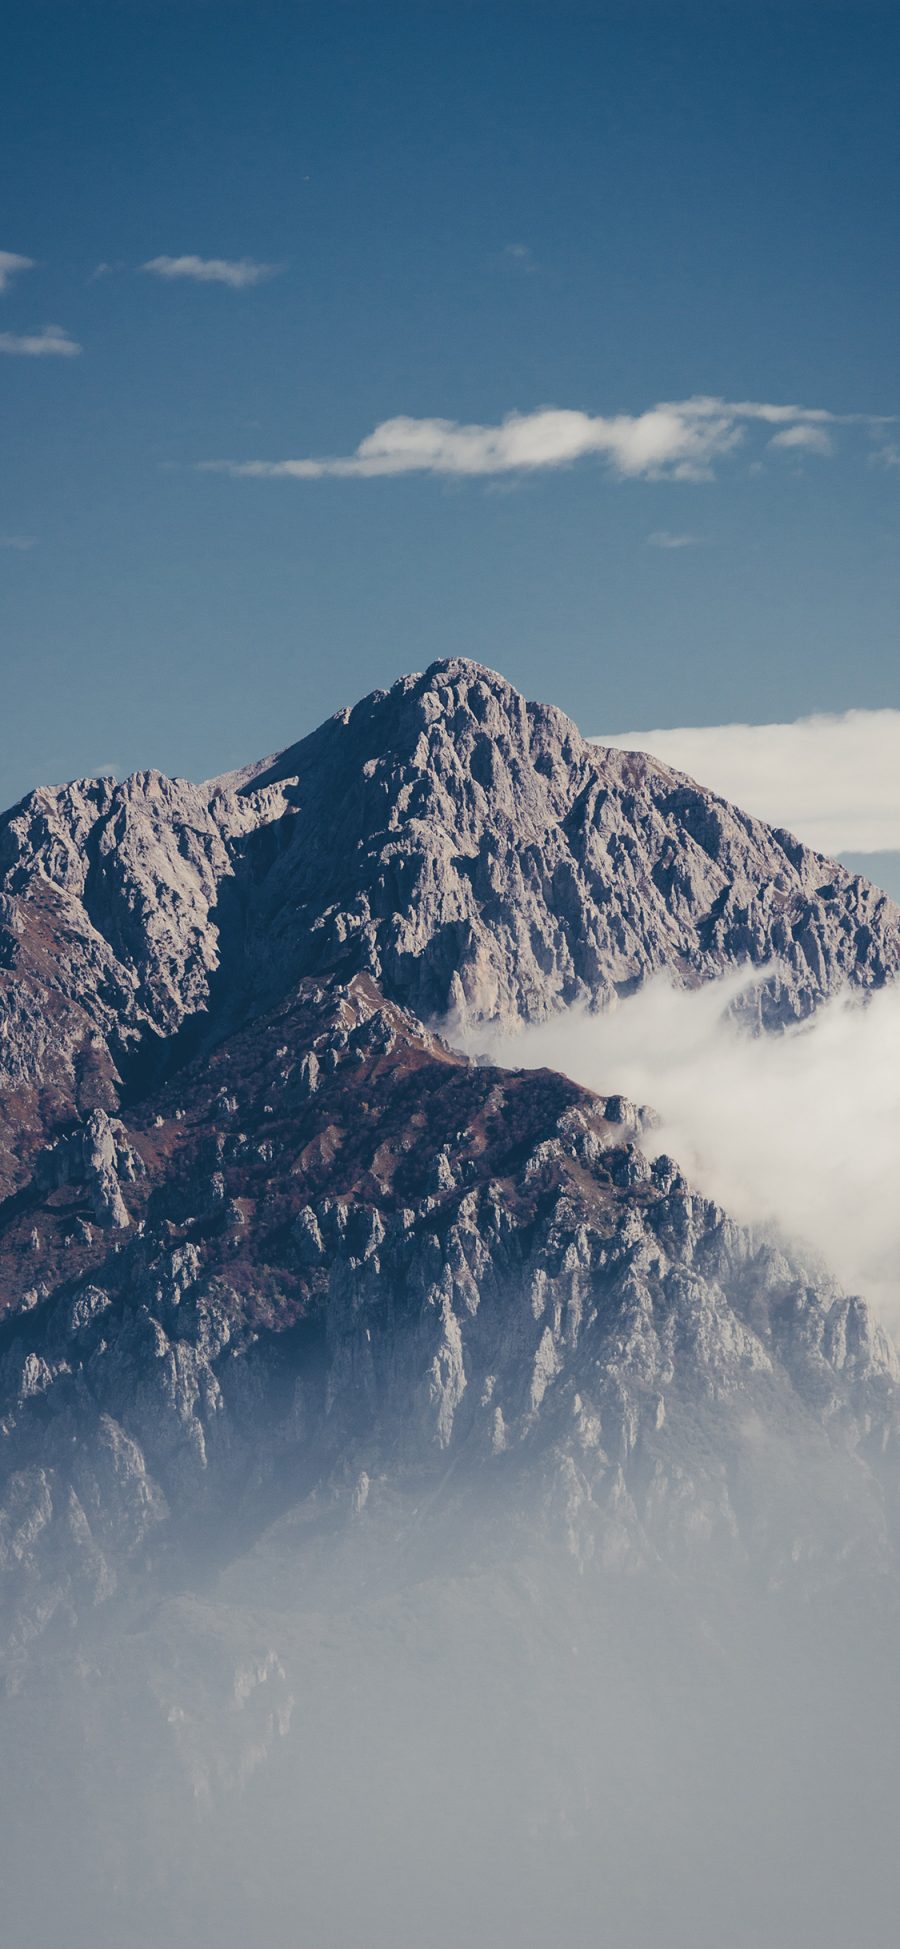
[142,254,280,288]
[0,533,36,550]
[648,529,702,548]
[0,323,80,358]
[199,394,891,485]
[0,251,35,296]
[769,423,833,455]
[596,707,900,856]
[500,242,539,273]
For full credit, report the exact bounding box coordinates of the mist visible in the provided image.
[4,1495,900,1949]
[6,974,900,1947]
[472,972,900,1330]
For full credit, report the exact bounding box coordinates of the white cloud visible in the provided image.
[648,530,702,548]
[676,395,859,427]
[199,393,891,484]
[596,708,900,856]
[0,534,36,550]
[0,251,35,296]
[769,423,833,455]
[476,972,900,1329]
[142,255,279,288]
[0,323,80,358]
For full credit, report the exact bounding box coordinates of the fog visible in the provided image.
[7,977,900,1945]
[473,971,900,1330]
[4,1498,900,1949]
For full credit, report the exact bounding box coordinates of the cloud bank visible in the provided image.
[596,707,900,856]
[142,255,279,288]
[0,324,80,358]
[199,393,890,483]
[0,251,35,296]
[479,973,900,1328]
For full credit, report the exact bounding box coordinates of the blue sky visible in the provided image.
[2,0,899,810]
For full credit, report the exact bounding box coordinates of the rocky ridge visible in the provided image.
[1,660,899,1670]
[2,661,900,1947]
[1,660,898,1199]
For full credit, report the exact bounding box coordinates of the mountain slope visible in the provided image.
[239,658,900,1028]
[2,654,898,1649]
[3,661,900,1948]
[1,660,897,1197]
[2,968,897,1676]
[2,963,900,1949]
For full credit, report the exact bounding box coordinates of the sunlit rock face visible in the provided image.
[1,660,897,1195]
[1,663,900,1949]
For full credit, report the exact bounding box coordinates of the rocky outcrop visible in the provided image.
[34,1107,141,1228]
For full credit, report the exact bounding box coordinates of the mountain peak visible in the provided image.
[243,654,576,798]
[2,658,900,1945]
[234,658,899,1031]
[0,660,898,1198]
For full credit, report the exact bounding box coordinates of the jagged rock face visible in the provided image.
[0,768,294,1188]
[242,660,900,1029]
[1,658,898,1672]
[1,661,898,1197]
[3,666,900,1947]
[2,972,897,1677]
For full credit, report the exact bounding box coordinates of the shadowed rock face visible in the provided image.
[1,660,898,1192]
[2,969,898,1679]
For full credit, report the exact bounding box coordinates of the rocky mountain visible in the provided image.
[4,964,898,1676]
[2,660,900,1948]
[1,659,897,1198]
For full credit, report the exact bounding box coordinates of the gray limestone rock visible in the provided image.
[0,661,897,1201]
